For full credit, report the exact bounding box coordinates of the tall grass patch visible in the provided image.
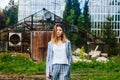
[0,54,45,75]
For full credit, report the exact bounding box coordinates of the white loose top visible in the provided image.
[52,43,68,64]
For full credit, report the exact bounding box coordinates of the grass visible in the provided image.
[0,54,120,80]
[70,56,120,80]
[0,54,45,75]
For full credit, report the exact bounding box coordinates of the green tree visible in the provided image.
[102,16,119,55]
[72,0,81,25]
[83,0,91,31]
[66,9,87,48]
[63,0,88,48]
[66,9,75,24]
[77,14,85,27]
[65,9,77,45]
[63,0,81,25]
[0,11,6,29]
[3,5,18,27]
[63,0,72,21]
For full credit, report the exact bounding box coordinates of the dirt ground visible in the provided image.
[0,73,46,80]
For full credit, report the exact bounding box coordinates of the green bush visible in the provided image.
[70,56,120,79]
[0,54,45,75]
[109,47,120,55]
[71,57,120,72]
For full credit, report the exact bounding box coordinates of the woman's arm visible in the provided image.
[68,41,72,66]
[46,42,51,74]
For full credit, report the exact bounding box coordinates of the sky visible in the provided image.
[0,0,18,9]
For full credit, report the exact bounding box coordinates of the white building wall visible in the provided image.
[88,0,120,42]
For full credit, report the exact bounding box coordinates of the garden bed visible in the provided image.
[0,53,120,80]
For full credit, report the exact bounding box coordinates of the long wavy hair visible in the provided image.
[51,23,67,44]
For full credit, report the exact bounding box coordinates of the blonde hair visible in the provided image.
[51,23,67,44]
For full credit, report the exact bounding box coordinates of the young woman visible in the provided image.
[46,23,72,80]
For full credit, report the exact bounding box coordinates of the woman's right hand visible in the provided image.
[46,73,50,78]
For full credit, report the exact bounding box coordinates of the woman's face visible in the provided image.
[56,26,63,38]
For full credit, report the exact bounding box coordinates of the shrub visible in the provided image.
[0,54,45,75]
